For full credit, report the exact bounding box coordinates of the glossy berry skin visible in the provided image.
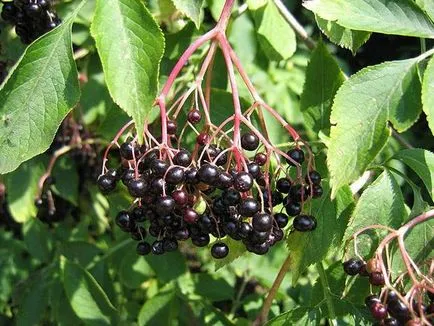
[151,159,169,177]
[343,258,364,276]
[254,153,267,166]
[151,240,165,255]
[119,142,139,160]
[97,174,117,194]
[196,133,209,145]
[192,234,210,247]
[172,190,188,206]
[383,318,399,326]
[185,168,199,184]
[247,162,261,179]
[1,3,17,22]
[174,150,192,167]
[166,120,177,134]
[286,148,305,166]
[155,196,175,216]
[306,171,322,185]
[274,213,289,228]
[163,238,178,252]
[252,213,273,232]
[369,272,385,286]
[165,167,185,185]
[131,206,147,222]
[241,132,259,151]
[211,242,229,259]
[370,302,387,320]
[218,172,234,188]
[312,185,323,198]
[128,179,147,197]
[290,184,309,202]
[116,211,132,231]
[365,295,381,308]
[276,178,291,193]
[183,208,199,224]
[198,164,220,185]
[387,299,410,321]
[187,109,202,124]
[239,198,260,217]
[233,172,253,192]
[293,215,317,232]
[285,200,301,216]
[136,242,151,255]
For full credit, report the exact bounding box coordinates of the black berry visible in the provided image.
[97,174,117,194]
[252,213,273,232]
[293,215,316,232]
[276,178,291,193]
[136,242,151,255]
[233,172,253,192]
[211,242,229,259]
[241,132,259,151]
[286,148,304,165]
[343,258,364,276]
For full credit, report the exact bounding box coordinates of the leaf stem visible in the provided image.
[254,253,292,325]
[316,262,337,321]
[273,0,316,50]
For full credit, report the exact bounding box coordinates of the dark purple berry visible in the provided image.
[383,318,399,326]
[312,185,323,198]
[155,196,175,216]
[211,242,229,259]
[119,142,140,160]
[343,258,364,276]
[239,198,260,217]
[24,3,41,17]
[116,211,132,231]
[233,172,253,192]
[286,148,304,166]
[285,200,301,216]
[238,222,252,239]
[151,159,169,177]
[369,272,385,286]
[197,133,209,145]
[121,169,135,185]
[163,238,178,252]
[187,109,202,124]
[136,242,151,255]
[247,162,261,178]
[131,206,146,222]
[131,226,146,241]
[172,190,188,206]
[293,215,316,232]
[387,299,410,321]
[274,213,289,228]
[97,174,116,194]
[254,153,267,166]
[290,184,309,202]
[165,167,185,185]
[252,213,273,232]
[371,302,387,320]
[218,172,234,188]
[175,228,189,240]
[151,240,165,255]
[173,150,192,167]
[365,295,381,308]
[167,120,177,134]
[127,178,147,197]
[192,234,210,247]
[241,132,259,151]
[150,178,165,195]
[252,242,269,255]
[183,208,199,224]
[306,171,321,185]
[276,178,291,193]
[185,168,199,184]
[198,164,219,185]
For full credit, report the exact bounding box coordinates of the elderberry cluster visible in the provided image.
[343,258,434,325]
[1,0,61,44]
[98,125,322,259]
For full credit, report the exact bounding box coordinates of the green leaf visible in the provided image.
[52,156,79,205]
[304,0,434,38]
[5,157,45,223]
[287,183,354,283]
[253,1,296,61]
[214,237,246,271]
[343,170,407,255]
[328,58,423,196]
[393,148,434,199]
[422,55,434,135]
[16,270,52,326]
[23,219,53,263]
[315,16,371,54]
[0,4,83,174]
[145,251,187,283]
[138,284,178,326]
[416,0,434,22]
[265,307,320,325]
[119,248,154,289]
[300,41,346,135]
[91,0,165,143]
[172,0,204,28]
[61,257,117,326]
